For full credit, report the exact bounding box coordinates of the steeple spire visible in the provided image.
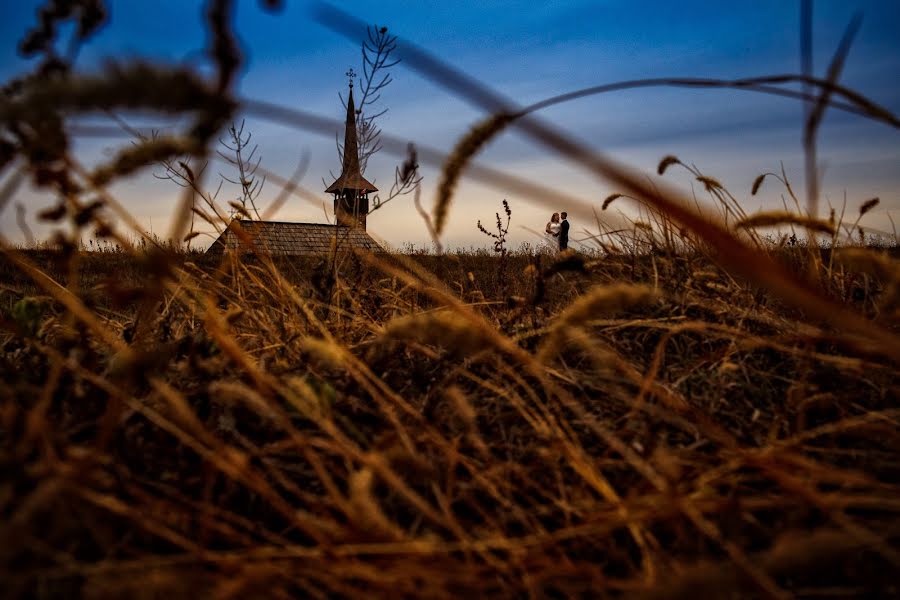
[340,83,361,185]
[325,80,378,229]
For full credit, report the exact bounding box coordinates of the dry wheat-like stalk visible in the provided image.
[348,467,406,541]
[858,197,880,216]
[696,175,722,193]
[735,211,836,235]
[750,173,768,196]
[657,155,681,175]
[538,284,658,361]
[375,309,495,358]
[434,113,513,235]
[603,193,625,210]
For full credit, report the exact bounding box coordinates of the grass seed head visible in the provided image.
[751,173,768,196]
[657,154,681,175]
[435,112,513,235]
[539,284,658,360]
[300,336,347,368]
[445,385,477,428]
[736,211,835,235]
[378,310,491,358]
[859,197,880,216]
[696,175,722,193]
[348,467,402,541]
[603,193,624,210]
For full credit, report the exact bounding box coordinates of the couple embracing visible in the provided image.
[544,211,569,253]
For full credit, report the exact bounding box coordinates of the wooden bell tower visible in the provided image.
[324,75,378,230]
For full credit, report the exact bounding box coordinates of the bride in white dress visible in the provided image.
[544,212,561,253]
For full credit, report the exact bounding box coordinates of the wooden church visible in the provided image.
[207,82,383,256]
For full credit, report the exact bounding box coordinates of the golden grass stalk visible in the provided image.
[348,467,406,541]
[227,201,253,220]
[750,173,768,195]
[696,175,723,192]
[735,211,836,235]
[657,155,681,175]
[434,113,513,235]
[859,197,879,216]
[538,284,658,361]
[91,137,202,186]
[603,193,625,210]
[376,309,495,357]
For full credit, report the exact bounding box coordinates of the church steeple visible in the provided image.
[340,82,362,184]
[325,77,378,229]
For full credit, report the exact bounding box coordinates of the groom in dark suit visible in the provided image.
[559,212,570,251]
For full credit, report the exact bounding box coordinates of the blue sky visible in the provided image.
[1,0,899,249]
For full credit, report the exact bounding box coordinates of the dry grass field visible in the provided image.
[2,231,898,598]
[2,1,900,598]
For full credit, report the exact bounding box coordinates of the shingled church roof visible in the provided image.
[206,219,383,256]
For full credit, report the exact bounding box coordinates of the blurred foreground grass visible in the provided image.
[1,242,898,598]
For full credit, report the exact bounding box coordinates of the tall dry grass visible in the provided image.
[2,1,900,598]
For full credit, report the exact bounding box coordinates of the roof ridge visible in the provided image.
[234,219,356,227]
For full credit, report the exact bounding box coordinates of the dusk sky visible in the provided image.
[1,0,899,250]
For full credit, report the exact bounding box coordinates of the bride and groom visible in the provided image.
[544,211,569,253]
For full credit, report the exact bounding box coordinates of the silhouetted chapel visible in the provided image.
[207,82,382,256]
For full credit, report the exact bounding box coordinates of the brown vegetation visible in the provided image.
[2,234,898,598]
[2,1,899,598]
